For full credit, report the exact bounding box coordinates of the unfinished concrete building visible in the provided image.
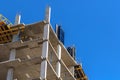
[0,6,87,80]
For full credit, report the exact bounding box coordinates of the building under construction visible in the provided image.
[0,6,87,80]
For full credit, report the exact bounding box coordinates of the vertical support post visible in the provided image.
[9,49,16,60]
[56,45,61,78]
[40,39,49,79]
[45,6,51,23]
[14,14,21,25]
[7,69,13,80]
[40,6,51,80]
[6,14,21,80]
[7,46,16,80]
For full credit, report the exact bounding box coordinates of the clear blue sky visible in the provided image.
[1,0,120,80]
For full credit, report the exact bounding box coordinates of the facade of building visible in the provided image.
[0,7,87,80]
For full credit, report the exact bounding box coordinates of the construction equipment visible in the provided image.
[74,65,87,80]
[0,14,24,44]
[0,14,12,26]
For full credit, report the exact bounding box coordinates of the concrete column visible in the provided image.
[40,58,48,79]
[40,6,51,80]
[9,49,16,60]
[40,25,49,79]
[40,41,49,79]
[7,49,16,80]
[14,14,21,25]
[45,6,51,23]
[7,68,13,80]
[6,14,21,80]
[56,45,61,78]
